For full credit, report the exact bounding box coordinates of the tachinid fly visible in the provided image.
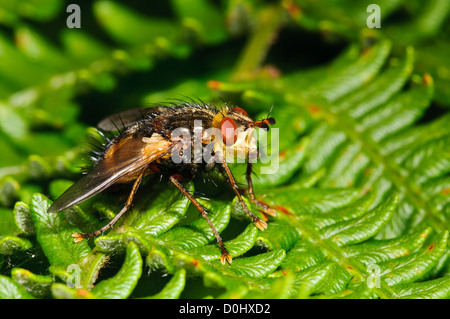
[48,100,276,265]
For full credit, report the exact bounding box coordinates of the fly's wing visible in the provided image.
[97,107,170,132]
[48,133,173,213]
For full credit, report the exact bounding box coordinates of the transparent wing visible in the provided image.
[97,107,169,131]
[48,133,172,213]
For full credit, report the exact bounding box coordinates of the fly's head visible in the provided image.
[205,107,276,162]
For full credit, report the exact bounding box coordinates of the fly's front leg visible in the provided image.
[219,157,268,231]
[246,162,276,216]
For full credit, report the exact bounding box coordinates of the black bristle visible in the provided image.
[110,118,123,135]
[80,128,113,172]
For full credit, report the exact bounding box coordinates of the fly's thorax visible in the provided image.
[164,107,215,133]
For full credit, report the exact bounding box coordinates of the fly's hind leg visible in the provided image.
[169,174,232,265]
[71,169,146,242]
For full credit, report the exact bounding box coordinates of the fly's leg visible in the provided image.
[246,162,276,216]
[71,169,146,242]
[219,157,268,231]
[169,174,232,265]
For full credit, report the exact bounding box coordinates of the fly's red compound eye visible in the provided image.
[232,107,248,117]
[220,117,237,145]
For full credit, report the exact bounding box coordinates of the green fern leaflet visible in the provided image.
[0,0,449,299]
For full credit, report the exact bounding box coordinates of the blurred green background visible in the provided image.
[0,0,449,299]
[0,0,448,170]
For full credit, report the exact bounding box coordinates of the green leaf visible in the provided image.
[0,0,63,22]
[261,185,360,216]
[279,240,326,274]
[144,268,186,299]
[191,224,258,261]
[380,231,448,286]
[392,276,450,299]
[60,29,110,65]
[50,283,95,299]
[0,275,34,299]
[0,31,52,88]
[91,242,142,299]
[256,220,300,251]
[0,207,20,235]
[0,235,32,255]
[94,1,181,46]
[344,227,432,266]
[132,182,192,236]
[320,195,397,246]
[171,0,227,44]
[226,249,286,278]
[230,137,310,189]
[29,193,90,268]
[301,37,393,103]
[11,268,53,298]
[15,26,70,71]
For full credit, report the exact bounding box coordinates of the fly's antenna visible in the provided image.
[266,105,274,120]
[254,105,276,130]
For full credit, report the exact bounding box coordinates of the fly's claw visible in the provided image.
[71,232,86,243]
[254,218,268,231]
[220,253,233,265]
[220,246,232,265]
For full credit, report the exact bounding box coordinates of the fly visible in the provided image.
[48,100,276,265]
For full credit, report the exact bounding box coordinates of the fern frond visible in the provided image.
[0,0,449,300]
